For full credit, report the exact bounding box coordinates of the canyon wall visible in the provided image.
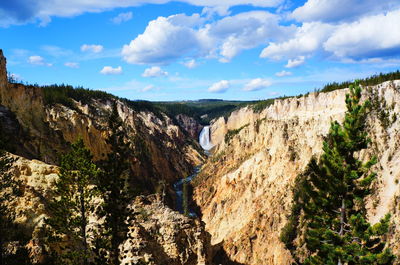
[0,50,204,194]
[195,81,400,264]
[0,50,210,264]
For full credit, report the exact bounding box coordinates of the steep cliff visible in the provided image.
[0,50,204,199]
[194,81,400,264]
[174,114,203,140]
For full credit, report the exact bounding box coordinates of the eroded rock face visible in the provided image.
[6,155,212,264]
[6,155,59,263]
[121,196,211,265]
[195,81,400,265]
[175,114,203,140]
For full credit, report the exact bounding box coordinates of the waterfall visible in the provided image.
[199,126,214,151]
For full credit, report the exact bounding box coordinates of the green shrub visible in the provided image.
[224,124,249,144]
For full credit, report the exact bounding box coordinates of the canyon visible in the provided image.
[1,48,400,264]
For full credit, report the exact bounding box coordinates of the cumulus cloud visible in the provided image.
[285,56,305,68]
[291,0,400,23]
[100,66,122,75]
[122,14,200,64]
[260,8,400,62]
[208,80,230,93]
[323,9,400,59]
[201,6,231,17]
[122,11,293,64]
[81,44,103,53]
[28,55,52,66]
[142,66,168,77]
[260,22,334,60]
[182,59,198,69]
[111,11,133,24]
[64,62,79,68]
[275,70,292,77]
[209,11,293,62]
[243,78,272,91]
[0,0,282,27]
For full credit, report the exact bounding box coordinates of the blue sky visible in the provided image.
[1,0,400,101]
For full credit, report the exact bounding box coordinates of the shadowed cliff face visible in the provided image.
[194,81,400,265]
[0,50,204,200]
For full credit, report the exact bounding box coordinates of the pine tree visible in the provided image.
[282,82,395,264]
[95,103,133,265]
[46,139,99,265]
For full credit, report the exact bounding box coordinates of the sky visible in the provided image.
[1,0,400,101]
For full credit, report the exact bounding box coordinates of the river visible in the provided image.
[174,126,213,216]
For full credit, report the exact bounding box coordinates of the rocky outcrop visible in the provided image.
[175,114,203,140]
[5,155,212,264]
[6,154,59,263]
[121,196,211,265]
[194,81,400,264]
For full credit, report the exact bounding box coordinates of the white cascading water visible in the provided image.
[199,126,214,151]
[174,126,212,216]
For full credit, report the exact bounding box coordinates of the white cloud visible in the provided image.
[122,11,293,64]
[323,9,400,59]
[81,44,103,53]
[64,62,79,68]
[100,66,122,75]
[142,66,168,77]
[201,6,231,17]
[141,84,155,92]
[291,0,400,23]
[122,14,200,64]
[275,70,292,77]
[207,11,294,62]
[260,22,334,60]
[182,59,198,69]
[0,0,282,27]
[243,78,272,91]
[111,11,133,24]
[208,80,230,93]
[27,55,52,66]
[285,56,305,68]
[260,8,400,62]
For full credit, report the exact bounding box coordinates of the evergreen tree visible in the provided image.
[96,103,133,265]
[46,139,99,265]
[282,82,395,264]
